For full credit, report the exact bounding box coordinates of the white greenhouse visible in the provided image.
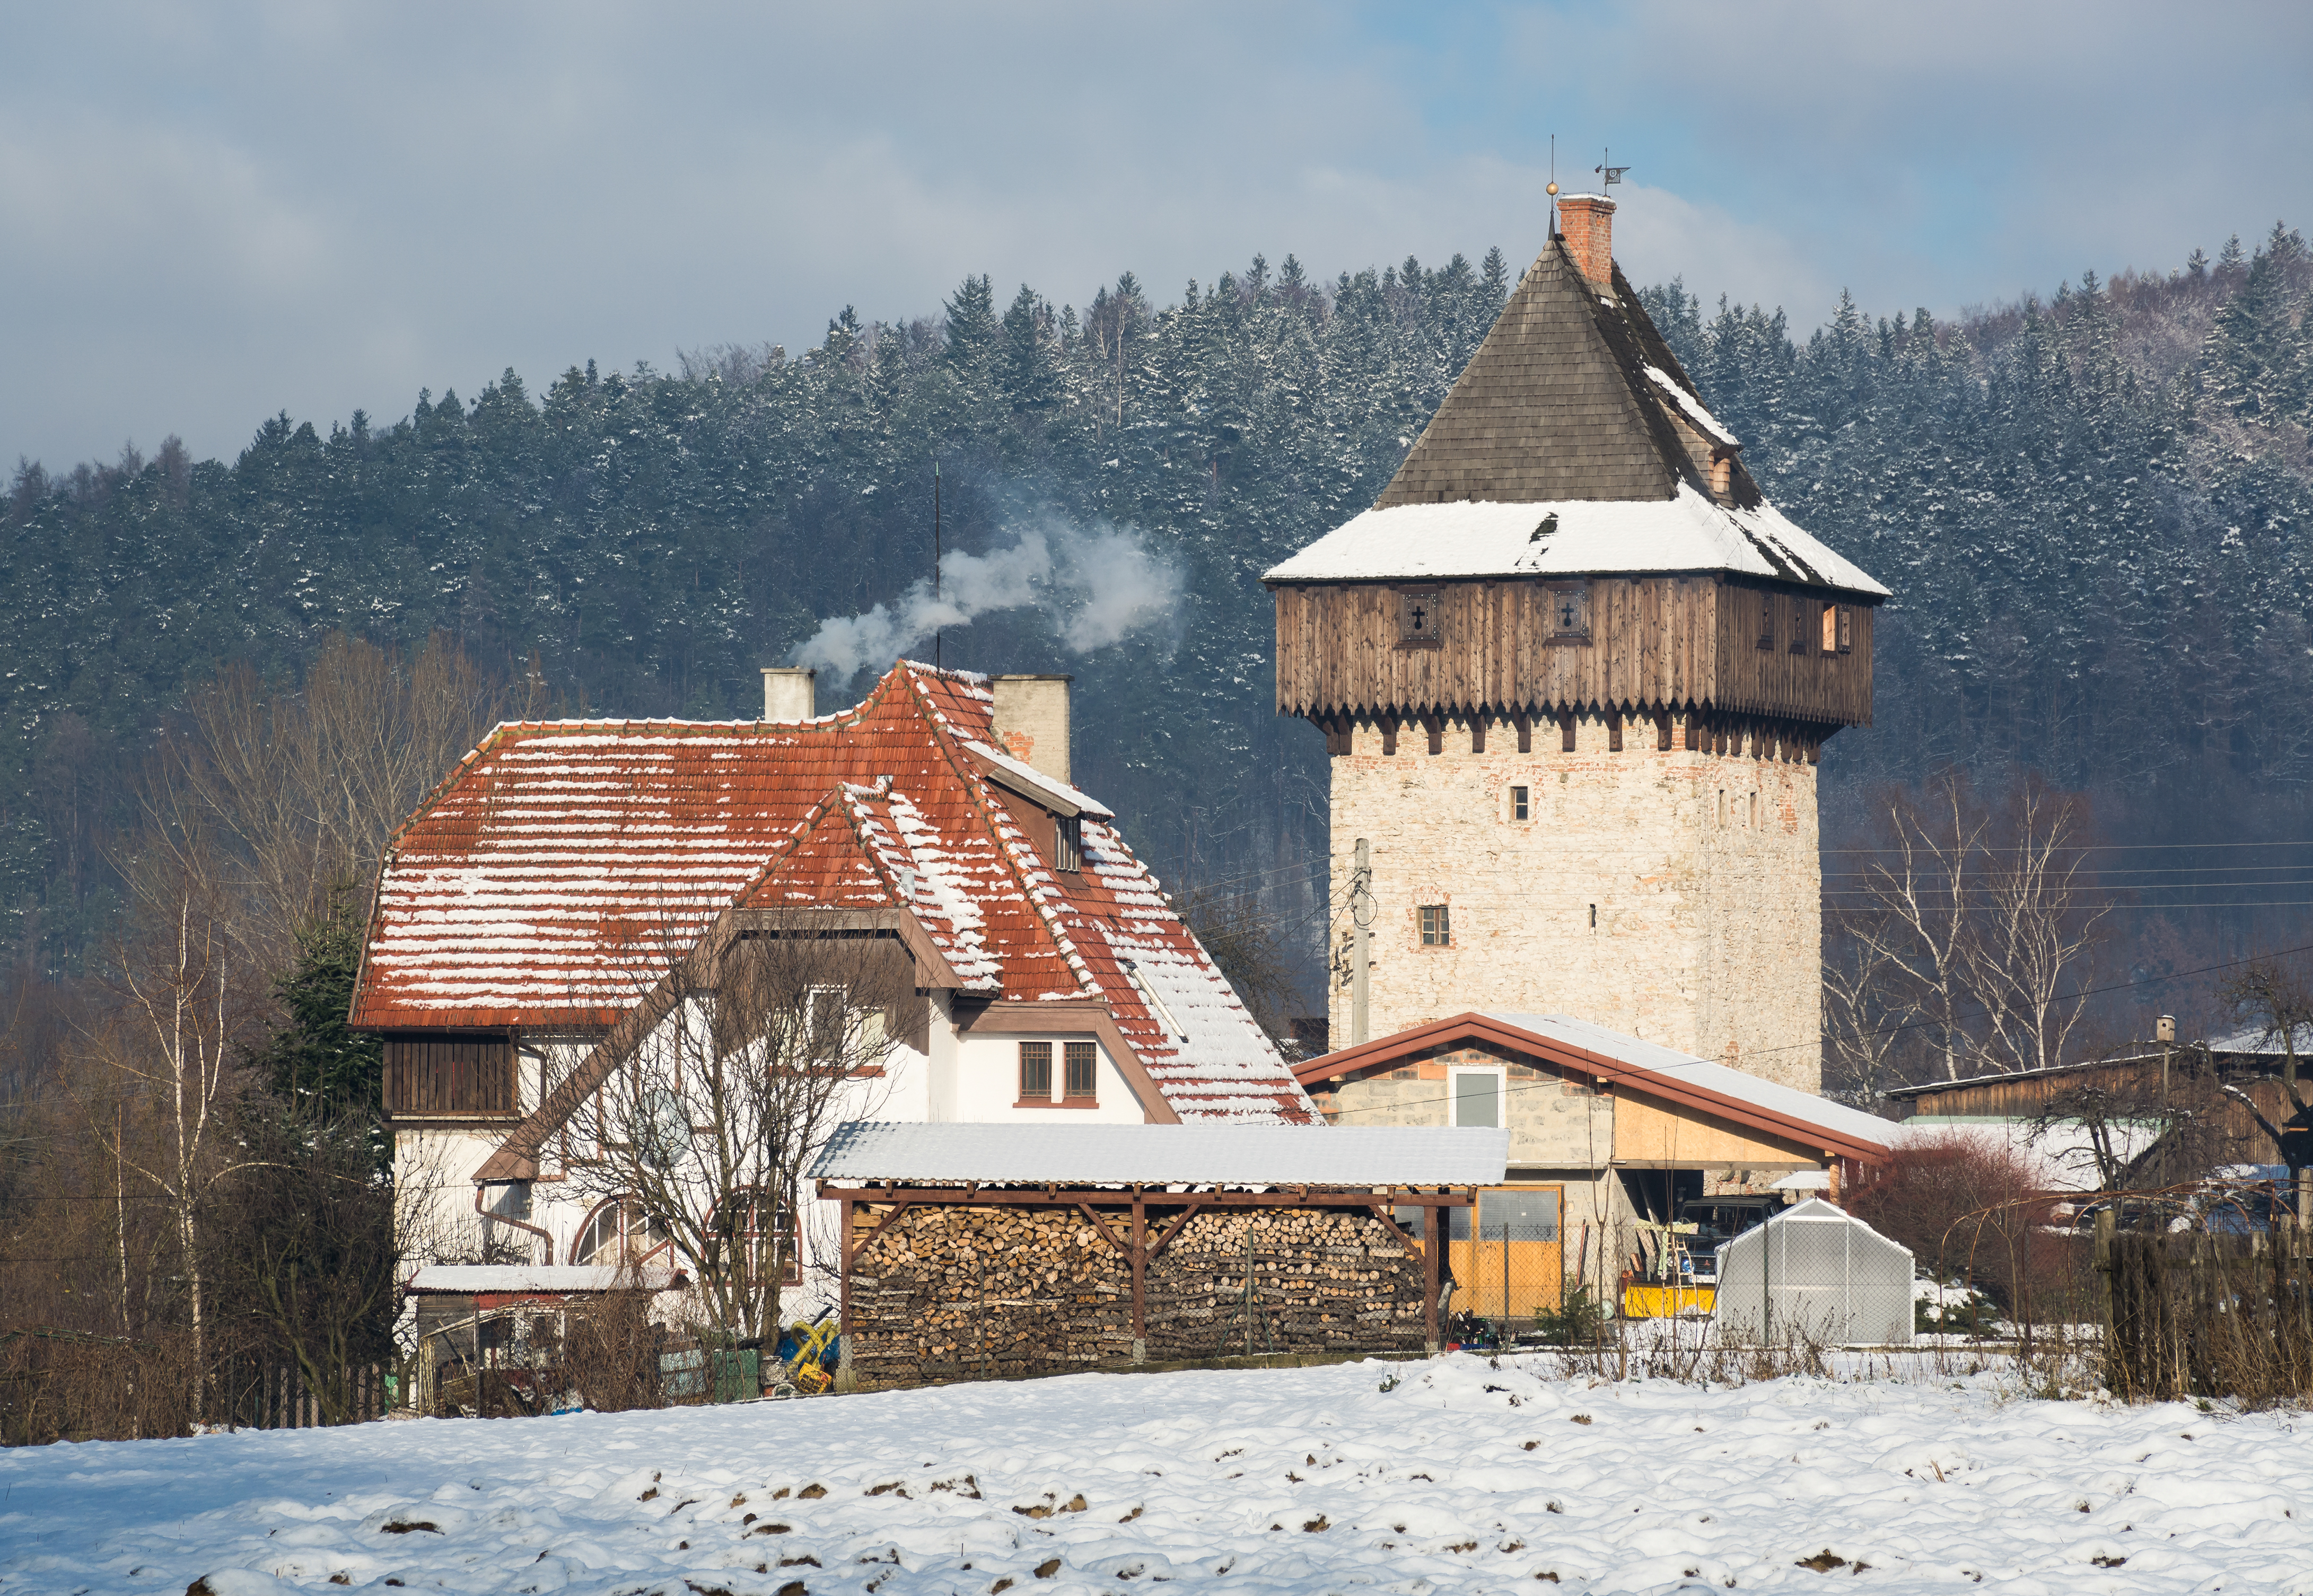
[1712,1198,1914,1346]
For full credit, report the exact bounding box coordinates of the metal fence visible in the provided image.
[1402,1188,1568,1334]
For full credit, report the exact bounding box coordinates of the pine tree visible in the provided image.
[1000,284,1060,417]
[942,274,998,381]
[249,896,386,1160]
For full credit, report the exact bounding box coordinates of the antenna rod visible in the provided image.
[933,460,942,670]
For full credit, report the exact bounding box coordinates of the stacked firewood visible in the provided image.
[847,1202,1426,1389]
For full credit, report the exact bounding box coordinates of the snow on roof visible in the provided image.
[1644,365,1740,448]
[962,740,1114,819]
[810,1120,1508,1188]
[1889,1117,2160,1194]
[1486,1012,1896,1153]
[2205,1021,2313,1056]
[361,661,1314,1124]
[404,1265,680,1295]
[1263,484,1888,595]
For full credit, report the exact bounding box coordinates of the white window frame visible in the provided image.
[1450,1065,1506,1129]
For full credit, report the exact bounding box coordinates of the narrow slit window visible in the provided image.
[1510,785,1530,821]
[1820,601,1838,653]
[1757,592,1774,650]
[1019,1041,1052,1100]
[1064,1041,1098,1099]
[1053,814,1083,871]
[1837,606,1854,653]
[1420,905,1451,946]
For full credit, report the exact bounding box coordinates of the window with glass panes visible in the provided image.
[1064,1041,1097,1099]
[1018,1041,1052,1100]
[1420,905,1451,946]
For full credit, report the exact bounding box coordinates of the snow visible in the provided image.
[1264,483,1890,598]
[961,741,1115,820]
[1487,1013,1896,1154]
[9,1355,2310,1595]
[1644,365,1740,448]
[810,1121,1509,1188]
[404,1265,680,1295]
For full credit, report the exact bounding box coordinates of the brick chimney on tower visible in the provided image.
[1557,194,1617,290]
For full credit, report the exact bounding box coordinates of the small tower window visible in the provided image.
[1757,592,1774,650]
[1399,588,1441,645]
[1053,814,1083,871]
[1419,905,1452,946]
[1837,606,1854,654]
[1820,601,1838,653]
[1547,585,1591,641]
[1510,785,1530,821]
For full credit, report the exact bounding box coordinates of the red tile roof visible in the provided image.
[354,662,1312,1122]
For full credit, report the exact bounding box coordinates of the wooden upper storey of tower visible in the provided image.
[1265,200,1886,730]
[1273,573,1873,726]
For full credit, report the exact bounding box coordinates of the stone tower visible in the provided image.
[1266,195,1887,1092]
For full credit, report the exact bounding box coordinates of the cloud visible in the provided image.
[4,1,2311,468]
[791,515,1186,680]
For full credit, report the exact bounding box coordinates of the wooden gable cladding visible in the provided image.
[1712,581,1874,727]
[1273,575,1873,727]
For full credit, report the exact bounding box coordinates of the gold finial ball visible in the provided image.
[1546,181,1558,196]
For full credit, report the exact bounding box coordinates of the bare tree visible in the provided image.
[559,908,913,1341]
[92,884,265,1423]
[139,633,515,970]
[1822,912,1905,1104]
[1839,774,1986,1081]
[1834,770,2107,1083]
[1172,883,1304,1048]
[1965,777,2109,1074]
[2216,954,2313,1210]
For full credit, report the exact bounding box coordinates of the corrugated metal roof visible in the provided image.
[809,1121,1509,1187]
[404,1265,679,1294]
[1486,1012,1895,1152]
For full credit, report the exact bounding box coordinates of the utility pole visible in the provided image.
[1351,838,1373,1046]
[933,461,942,670]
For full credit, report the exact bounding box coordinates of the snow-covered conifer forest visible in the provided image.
[4,227,2310,1012]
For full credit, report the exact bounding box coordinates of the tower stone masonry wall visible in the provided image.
[1328,713,1823,1093]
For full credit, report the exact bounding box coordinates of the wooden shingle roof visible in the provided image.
[1377,240,1745,509]
[1267,236,1887,598]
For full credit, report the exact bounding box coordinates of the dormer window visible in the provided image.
[1398,588,1441,645]
[1054,814,1083,871]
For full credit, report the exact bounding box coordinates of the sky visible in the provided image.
[5,0,2310,472]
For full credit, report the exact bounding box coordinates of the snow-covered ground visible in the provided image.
[4,1355,2308,1595]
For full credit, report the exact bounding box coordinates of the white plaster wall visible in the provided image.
[1328,713,1823,1092]
[947,1032,1149,1122]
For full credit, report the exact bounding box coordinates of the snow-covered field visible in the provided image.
[4,1355,2308,1595]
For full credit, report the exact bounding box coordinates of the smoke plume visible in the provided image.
[791,516,1185,678]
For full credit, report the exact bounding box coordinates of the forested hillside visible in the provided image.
[6,224,2311,1019]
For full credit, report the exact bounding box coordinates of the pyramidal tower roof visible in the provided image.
[1267,197,1886,597]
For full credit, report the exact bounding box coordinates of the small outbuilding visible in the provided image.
[812,1121,1508,1388]
[1709,1199,1913,1346]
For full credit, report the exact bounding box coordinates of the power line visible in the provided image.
[1310,934,2313,1122]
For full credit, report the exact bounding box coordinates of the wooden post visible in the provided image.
[1131,1189,1147,1362]
[835,1197,857,1392]
[1422,1204,1441,1354]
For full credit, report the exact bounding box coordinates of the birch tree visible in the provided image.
[562,909,913,1341]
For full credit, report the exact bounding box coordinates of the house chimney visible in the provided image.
[760,667,816,721]
[989,674,1071,785]
[1557,193,1617,290]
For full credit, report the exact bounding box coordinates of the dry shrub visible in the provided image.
[1848,1132,2045,1310]
[0,1333,198,1445]
[562,1295,662,1414]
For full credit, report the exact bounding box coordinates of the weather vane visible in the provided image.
[1596,148,1630,188]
